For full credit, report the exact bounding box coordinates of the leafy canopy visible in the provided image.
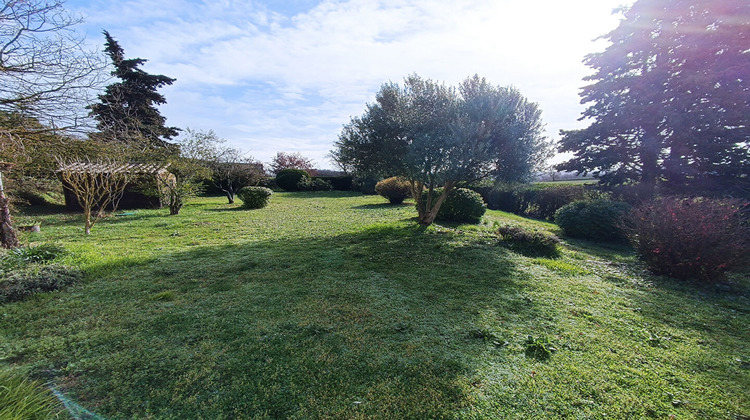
[333,74,550,225]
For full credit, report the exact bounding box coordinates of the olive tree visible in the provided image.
[333,74,551,225]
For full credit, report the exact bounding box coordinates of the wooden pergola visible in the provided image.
[57,162,174,211]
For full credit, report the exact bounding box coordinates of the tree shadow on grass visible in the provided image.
[7,223,546,419]
[205,206,247,212]
[351,202,415,210]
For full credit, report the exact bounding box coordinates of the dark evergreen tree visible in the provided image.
[557,0,750,195]
[88,31,179,152]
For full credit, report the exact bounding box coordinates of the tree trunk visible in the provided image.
[84,208,92,235]
[417,182,455,226]
[0,172,19,248]
[224,189,235,204]
[640,132,660,199]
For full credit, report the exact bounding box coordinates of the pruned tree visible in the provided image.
[269,152,315,175]
[210,147,264,204]
[557,0,750,195]
[57,159,130,235]
[88,31,179,155]
[333,74,551,225]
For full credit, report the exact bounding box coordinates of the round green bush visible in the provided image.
[375,177,412,204]
[554,199,631,241]
[420,187,487,223]
[237,186,273,209]
[496,224,561,257]
[275,169,310,191]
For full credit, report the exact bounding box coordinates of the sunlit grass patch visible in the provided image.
[1,192,748,419]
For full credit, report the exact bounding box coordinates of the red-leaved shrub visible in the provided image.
[626,197,750,282]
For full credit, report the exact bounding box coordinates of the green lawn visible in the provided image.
[2,192,749,419]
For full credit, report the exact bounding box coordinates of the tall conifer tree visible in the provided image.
[557,0,750,194]
[88,31,179,153]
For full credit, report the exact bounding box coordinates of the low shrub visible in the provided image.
[275,169,310,191]
[0,264,82,304]
[496,225,561,257]
[237,186,273,209]
[0,244,66,276]
[375,177,412,204]
[0,369,66,419]
[420,188,486,223]
[300,178,333,191]
[626,197,750,282]
[258,177,278,191]
[528,185,598,220]
[316,176,353,191]
[353,177,380,195]
[555,200,631,242]
[11,243,65,264]
[469,183,597,219]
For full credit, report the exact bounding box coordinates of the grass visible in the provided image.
[2,191,749,419]
[0,368,68,419]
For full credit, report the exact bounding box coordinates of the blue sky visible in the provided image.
[66,0,631,169]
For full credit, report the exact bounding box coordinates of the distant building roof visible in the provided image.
[57,162,170,174]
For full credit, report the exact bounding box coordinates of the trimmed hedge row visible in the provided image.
[272,170,354,192]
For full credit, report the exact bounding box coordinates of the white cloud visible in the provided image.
[71,0,630,167]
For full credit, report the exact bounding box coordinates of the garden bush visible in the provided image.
[420,188,487,223]
[528,185,598,220]
[375,177,412,204]
[496,224,561,257]
[0,369,66,419]
[275,169,310,191]
[0,244,66,276]
[353,177,380,195]
[469,183,597,219]
[626,197,750,282]
[316,176,353,191]
[300,177,333,191]
[0,264,82,304]
[237,186,273,209]
[555,199,631,242]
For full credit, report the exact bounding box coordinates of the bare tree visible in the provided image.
[57,159,130,235]
[0,0,104,242]
[210,147,264,204]
[0,0,104,139]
